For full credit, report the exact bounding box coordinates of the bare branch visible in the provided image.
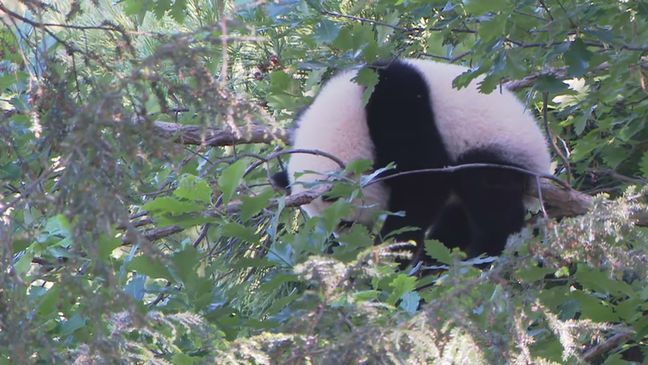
[152,121,290,146]
[537,180,593,218]
[582,332,634,362]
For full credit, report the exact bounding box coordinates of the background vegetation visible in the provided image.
[0,0,647,363]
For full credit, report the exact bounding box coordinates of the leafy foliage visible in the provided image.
[0,0,647,363]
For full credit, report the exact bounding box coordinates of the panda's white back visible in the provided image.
[402,59,551,174]
[288,70,389,225]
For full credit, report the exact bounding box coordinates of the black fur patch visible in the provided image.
[270,171,291,193]
[365,60,528,263]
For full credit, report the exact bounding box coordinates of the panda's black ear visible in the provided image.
[270,171,291,194]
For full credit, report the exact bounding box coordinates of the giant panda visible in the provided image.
[277,58,551,265]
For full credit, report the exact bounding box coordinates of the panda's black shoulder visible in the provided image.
[368,59,431,103]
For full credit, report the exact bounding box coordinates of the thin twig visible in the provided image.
[321,10,421,33]
[542,92,572,185]
[243,148,346,177]
[365,162,569,189]
[537,0,554,21]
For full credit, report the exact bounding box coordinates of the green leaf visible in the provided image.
[0,161,20,180]
[639,151,648,179]
[128,256,173,280]
[399,291,420,314]
[0,71,28,90]
[98,235,121,261]
[638,1,648,16]
[172,246,199,283]
[353,290,379,302]
[153,0,171,18]
[37,285,60,318]
[478,15,506,40]
[314,20,340,43]
[218,160,247,203]
[171,353,196,365]
[221,222,259,242]
[534,75,569,93]
[169,0,187,23]
[124,274,146,300]
[332,27,353,50]
[571,290,619,322]
[424,239,453,265]
[515,265,553,282]
[601,145,629,169]
[174,174,212,203]
[463,0,509,15]
[354,67,379,105]
[143,196,203,215]
[172,353,197,365]
[377,11,399,46]
[269,70,299,94]
[387,274,417,305]
[320,200,353,233]
[564,39,593,77]
[259,273,299,292]
[13,251,33,275]
[60,313,86,337]
[334,224,373,262]
[323,182,357,202]
[122,0,149,16]
[267,241,294,267]
[240,188,274,221]
[345,159,373,175]
[575,265,633,297]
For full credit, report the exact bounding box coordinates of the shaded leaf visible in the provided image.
[564,39,593,77]
[174,174,211,203]
[128,256,173,280]
[218,160,247,203]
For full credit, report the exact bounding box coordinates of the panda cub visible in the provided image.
[276,59,551,265]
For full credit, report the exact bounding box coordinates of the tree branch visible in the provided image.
[582,332,634,362]
[152,121,290,146]
[123,176,646,244]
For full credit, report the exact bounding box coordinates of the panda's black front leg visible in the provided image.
[379,176,451,265]
[454,162,527,258]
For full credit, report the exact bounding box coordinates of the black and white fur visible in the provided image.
[280,59,551,263]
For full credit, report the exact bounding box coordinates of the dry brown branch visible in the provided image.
[582,332,634,362]
[152,121,290,146]
[536,180,593,218]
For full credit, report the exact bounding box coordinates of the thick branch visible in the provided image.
[582,332,634,362]
[125,180,646,244]
[536,180,593,218]
[153,121,290,146]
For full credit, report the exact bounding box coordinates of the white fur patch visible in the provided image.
[402,59,551,174]
[288,70,390,225]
